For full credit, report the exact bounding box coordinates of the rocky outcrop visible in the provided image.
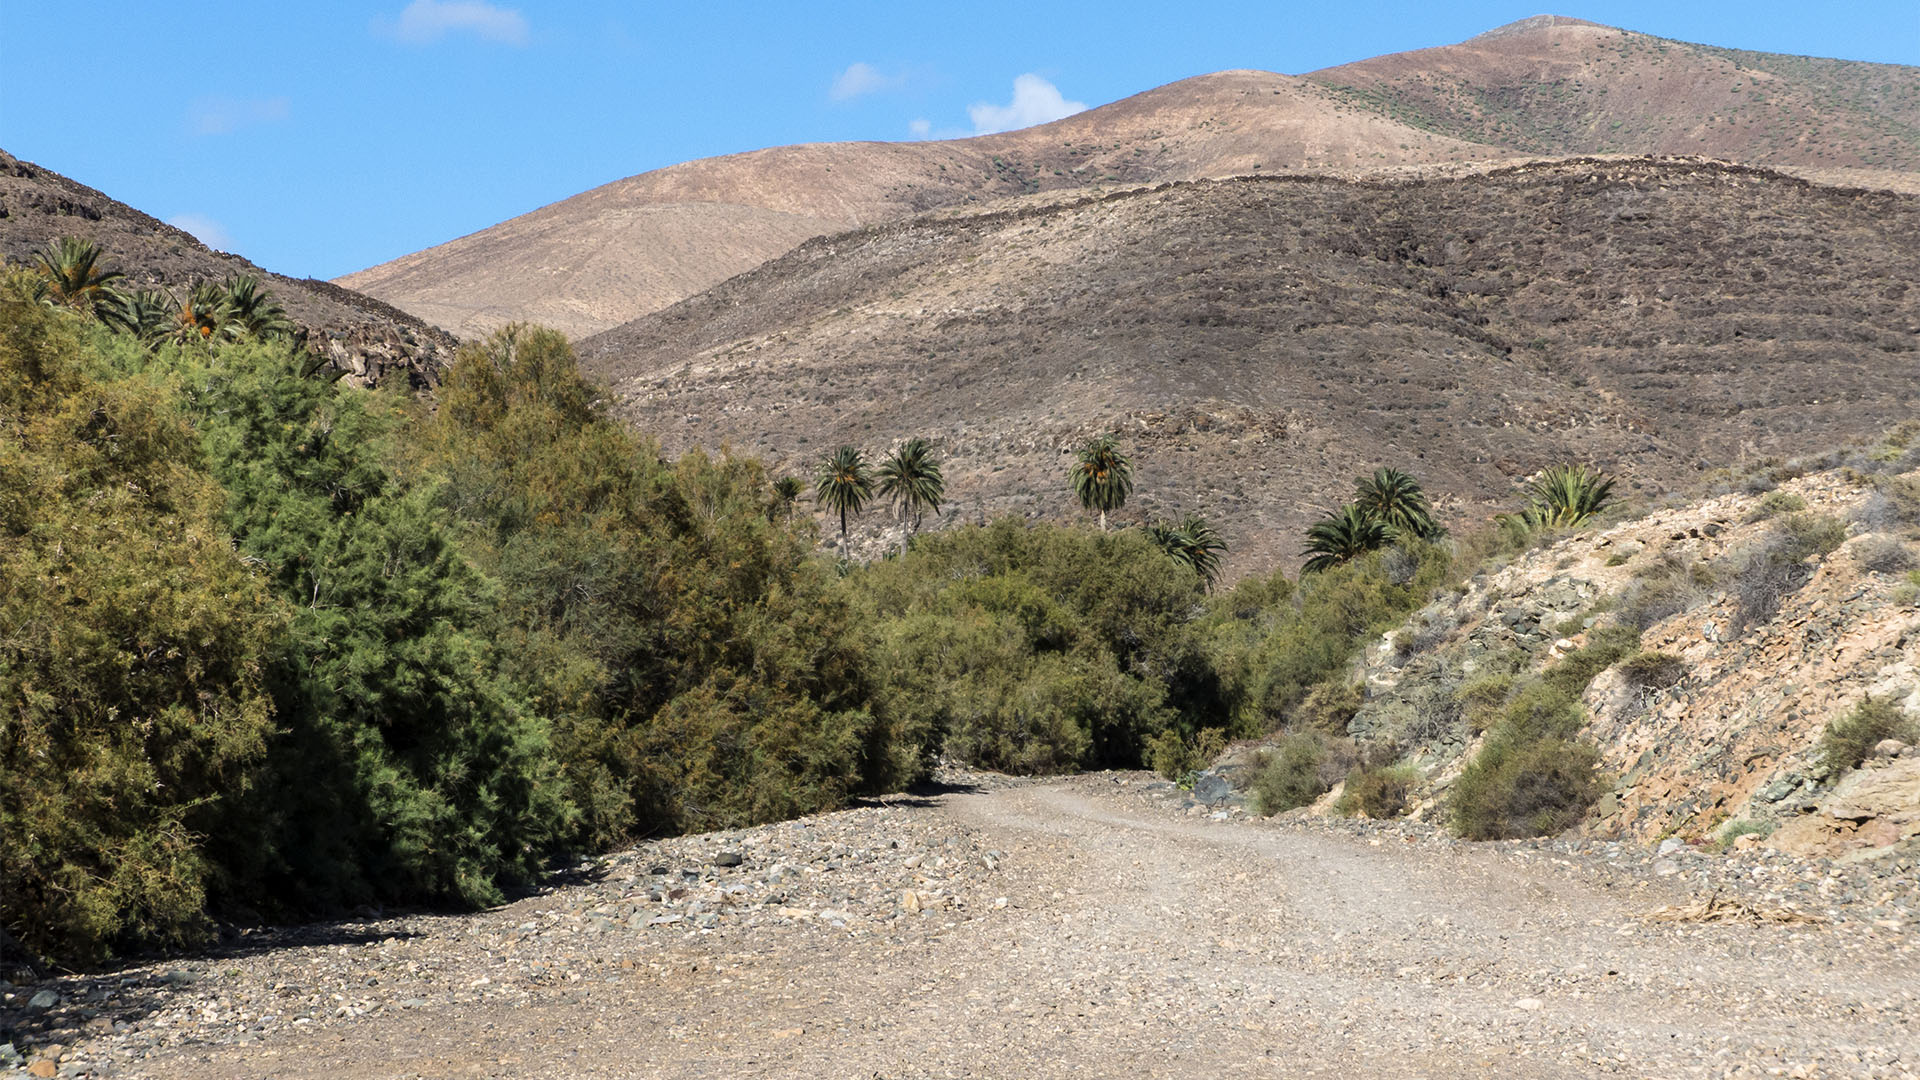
[1318,457,1920,861]
[0,150,455,388]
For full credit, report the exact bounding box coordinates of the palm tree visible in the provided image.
[1301,504,1388,574]
[1520,464,1616,529]
[221,275,295,340]
[1150,513,1228,589]
[877,438,945,552]
[771,475,804,523]
[815,446,874,556]
[165,281,234,345]
[31,236,124,316]
[1354,467,1440,540]
[1069,433,1132,531]
[98,288,175,345]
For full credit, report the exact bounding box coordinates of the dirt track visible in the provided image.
[110,780,1920,1078]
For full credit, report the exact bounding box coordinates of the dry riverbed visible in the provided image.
[4,771,1916,1079]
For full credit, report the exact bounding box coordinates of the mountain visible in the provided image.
[0,150,454,385]
[339,17,1920,341]
[577,158,1919,574]
[337,70,1490,340]
[1309,15,1920,171]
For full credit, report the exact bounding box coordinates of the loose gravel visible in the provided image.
[3,770,1914,1079]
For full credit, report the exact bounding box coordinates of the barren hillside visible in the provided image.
[339,17,1919,340]
[578,157,1919,575]
[1311,15,1920,171]
[338,70,1490,340]
[0,151,453,386]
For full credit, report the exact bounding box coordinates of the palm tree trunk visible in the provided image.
[839,507,848,558]
[1099,509,1108,533]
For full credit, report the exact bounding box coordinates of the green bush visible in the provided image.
[1749,490,1807,519]
[1249,733,1330,815]
[1336,764,1419,818]
[1294,681,1365,734]
[423,328,905,845]
[1447,626,1625,840]
[856,518,1205,774]
[0,299,282,963]
[1456,673,1517,735]
[1817,695,1917,776]
[1451,735,1603,839]
[1148,727,1227,781]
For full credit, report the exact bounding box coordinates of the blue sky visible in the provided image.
[3,2,1914,280]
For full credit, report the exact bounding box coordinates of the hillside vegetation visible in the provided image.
[1,269,1465,967]
[581,158,1919,575]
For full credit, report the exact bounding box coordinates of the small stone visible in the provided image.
[26,990,58,1011]
[712,851,744,868]
[1657,837,1685,856]
[161,969,200,986]
[1653,859,1681,876]
[29,1059,55,1079]
[1513,998,1543,1011]
[1871,739,1908,759]
[901,889,921,914]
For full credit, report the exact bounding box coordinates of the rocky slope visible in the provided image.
[1310,448,1920,864]
[339,17,1920,340]
[0,151,453,387]
[1312,16,1920,172]
[579,156,1919,575]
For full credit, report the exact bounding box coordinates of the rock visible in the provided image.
[712,851,745,868]
[901,889,921,914]
[161,969,200,986]
[1872,739,1909,759]
[1657,837,1686,856]
[1769,758,1920,857]
[1190,771,1233,806]
[1653,859,1681,876]
[26,989,58,1010]
[28,1059,55,1079]
[1513,998,1544,1011]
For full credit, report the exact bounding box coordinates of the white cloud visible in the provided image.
[908,118,932,138]
[967,74,1086,135]
[830,62,905,102]
[384,0,528,45]
[169,213,233,252]
[189,96,290,137]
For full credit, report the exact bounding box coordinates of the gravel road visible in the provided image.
[7,775,1916,1079]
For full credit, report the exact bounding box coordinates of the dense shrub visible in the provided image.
[855,519,1203,773]
[1216,543,1451,734]
[1293,681,1365,735]
[1148,727,1227,781]
[420,328,905,844]
[0,299,282,962]
[1447,630,1628,839]
[1336,764,1419,819]
[1817,696,1917,776]
[1456,673,1517,735]
[1249,734,1331,815]
[1450,735,1602,840]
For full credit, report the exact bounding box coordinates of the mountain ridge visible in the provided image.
[338,17,1920,341]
